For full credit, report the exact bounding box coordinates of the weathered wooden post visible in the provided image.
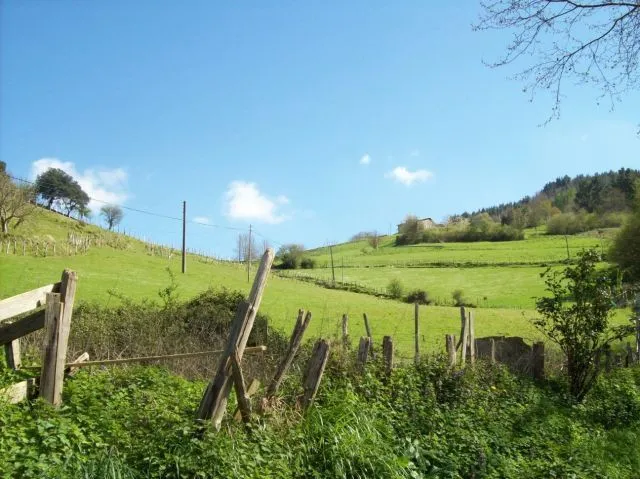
[456,306,466,350]
[468,311,476,365]
[301,339,330,410]
[40,269,78,406]
[342,314,349,349]
[357,336,371,370]
[382,336,393,376]
[196,249,274,428]
[363,313,375,358]
[230,351,251,423]
[460,314,469,366]
[532,342,544,380]
[445,334,456,368]
[414,302,420,364]
[266,309,312,398]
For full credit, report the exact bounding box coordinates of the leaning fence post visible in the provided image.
[265,309,312,398]
[196,249,274,428]
[363,313,375,359]
[414,302,420,364]
[460,314,469,366]
[382,336,393,376]
[230,351,252,423]
[456,306,466,350]
[445,334,456,368]
[532,342,544,380]
[301,339,330,410]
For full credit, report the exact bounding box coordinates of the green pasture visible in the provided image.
[280,264,556,309]
[305,229,613,267]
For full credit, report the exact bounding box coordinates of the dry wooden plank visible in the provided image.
[4,338,21,370]
[0,379,35,404]
[445,334,456,368]
[39,292,64,405]
[0,283,60,322]
[67,352,89,377]
[382,336,393,376]
[230,351,251,423]
[0,309,46,345]
[301,339,330,410]
[234,379,260,421]
[23,345,268,370]
[266,310,311,398]
[196,248,274,428]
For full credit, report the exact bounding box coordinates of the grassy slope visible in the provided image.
[0,209,630,356]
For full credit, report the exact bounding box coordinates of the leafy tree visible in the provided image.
[35,168,89,216]
[0,170,35,234]
[609,210,640,283]
[386,278,404,299]
[100,205,123,231]
[476,1,640,120]
[575,177,604,213]
[397,215,425,244]
[534,250,634,402]
[276,244,305,269]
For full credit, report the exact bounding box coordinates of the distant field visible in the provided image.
[305,230,613,267]
[279,264,555,309]
[0,210,631,357]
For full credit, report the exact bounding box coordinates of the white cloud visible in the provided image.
[224,181,290,224]
[385,166,433,186]
[409,149,420,157]
[193,216,211,224]
[30,158,128,210]
[359,154,371,165]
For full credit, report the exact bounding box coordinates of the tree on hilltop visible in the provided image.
[100,205,124,231]
[35,168,90,217]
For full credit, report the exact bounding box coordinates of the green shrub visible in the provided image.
[406,289,430,305]
[386,278,404,299]
[300,257,316,269]
[583,369,640,429]
[452,289,468,307]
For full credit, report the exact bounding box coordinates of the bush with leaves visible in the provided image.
[386,278,404,299]
[534,249,635,402]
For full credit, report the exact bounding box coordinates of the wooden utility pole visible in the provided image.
[329,244,335,284]
[181,201,187,274]
[247,225,252,283]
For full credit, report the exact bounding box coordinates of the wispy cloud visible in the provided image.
[193,216,211,224]
[224,181,290,224]
[30,158,128,210]
[385,166,433,186]
[359,154,371,165]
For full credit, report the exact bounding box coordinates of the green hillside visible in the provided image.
[0,208,631,357]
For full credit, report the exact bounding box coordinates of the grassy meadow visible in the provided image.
[0,209,632,357]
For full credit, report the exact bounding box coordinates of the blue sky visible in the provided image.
[1,0,639,258]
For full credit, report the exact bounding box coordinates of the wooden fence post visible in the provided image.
[468,311,476,365]
[456,306,466,350]
[266,309,312,398]
[363,313,375,358]
[341,314,349,349]
[382,336,393,376]
[301,339,330,410]
[230,351,251,423]
[39,269,77,406]
[460,314,469,366]
[196,249,274,428]
[357,336,371,370]
[445,334,456,368]
[414,302,420,364]
[532,342,544,380]
[4,340,21,370]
